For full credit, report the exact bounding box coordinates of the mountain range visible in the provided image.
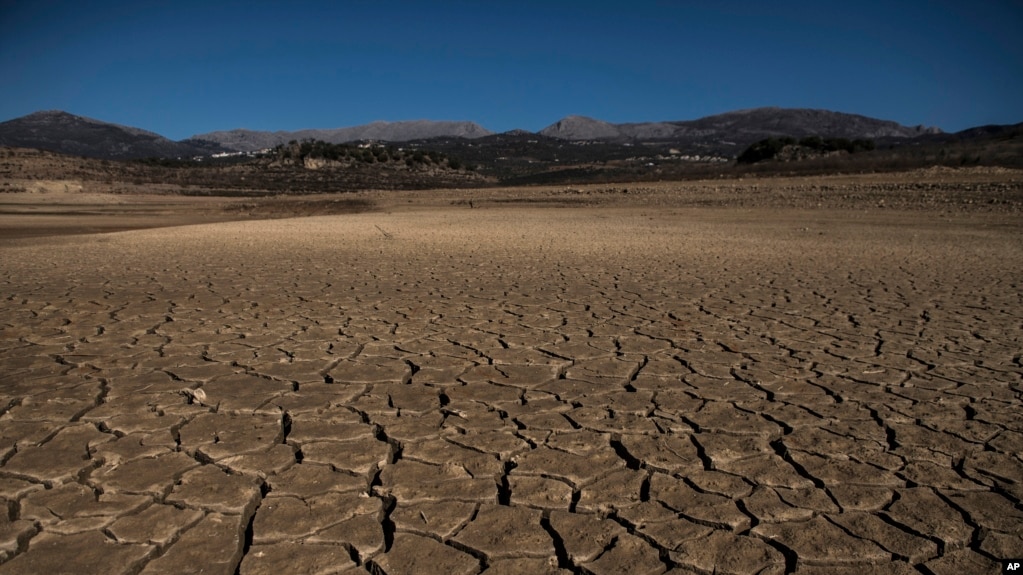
[538,108,941,142]
[0,111,228,159]
[196,120,493,152]
[0,107,951,160]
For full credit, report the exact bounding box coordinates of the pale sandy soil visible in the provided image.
[0,175,1021,574]
[2,166,1021,241]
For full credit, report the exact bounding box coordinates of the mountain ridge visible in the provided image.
[538,108,942,142]
[0,107,959,161]
[0,110,228,159]
[193,120,494,152]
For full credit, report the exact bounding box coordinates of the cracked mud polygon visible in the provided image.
[1,174,1021,574]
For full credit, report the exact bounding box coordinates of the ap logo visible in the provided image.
[1005,560,1023,574]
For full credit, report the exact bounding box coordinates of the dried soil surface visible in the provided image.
[0,170,1021,574]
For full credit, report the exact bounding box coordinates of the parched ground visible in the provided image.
[0,173,1021,574]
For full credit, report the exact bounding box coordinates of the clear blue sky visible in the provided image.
[2,0,1021,140]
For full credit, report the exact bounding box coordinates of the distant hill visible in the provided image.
[193,120,494,152]
[926,121,1023,142]
[0,111,227,159]
[539,108,942,150]
[0,107,984,164]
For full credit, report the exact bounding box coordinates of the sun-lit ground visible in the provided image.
[1,173,1021,574]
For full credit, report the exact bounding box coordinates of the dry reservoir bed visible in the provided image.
[0,203,1021,574]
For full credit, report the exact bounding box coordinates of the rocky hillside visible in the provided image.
[193,120,494,152]
[540,107,942,147]
[0,107,966,164]
[0,111,227,159]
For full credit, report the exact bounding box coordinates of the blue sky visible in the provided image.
[2,0,1021,140]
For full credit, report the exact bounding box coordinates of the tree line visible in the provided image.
[273,140,469,170]
[737,136,876,164]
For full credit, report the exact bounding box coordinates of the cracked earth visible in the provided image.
[0,200,1021,574]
